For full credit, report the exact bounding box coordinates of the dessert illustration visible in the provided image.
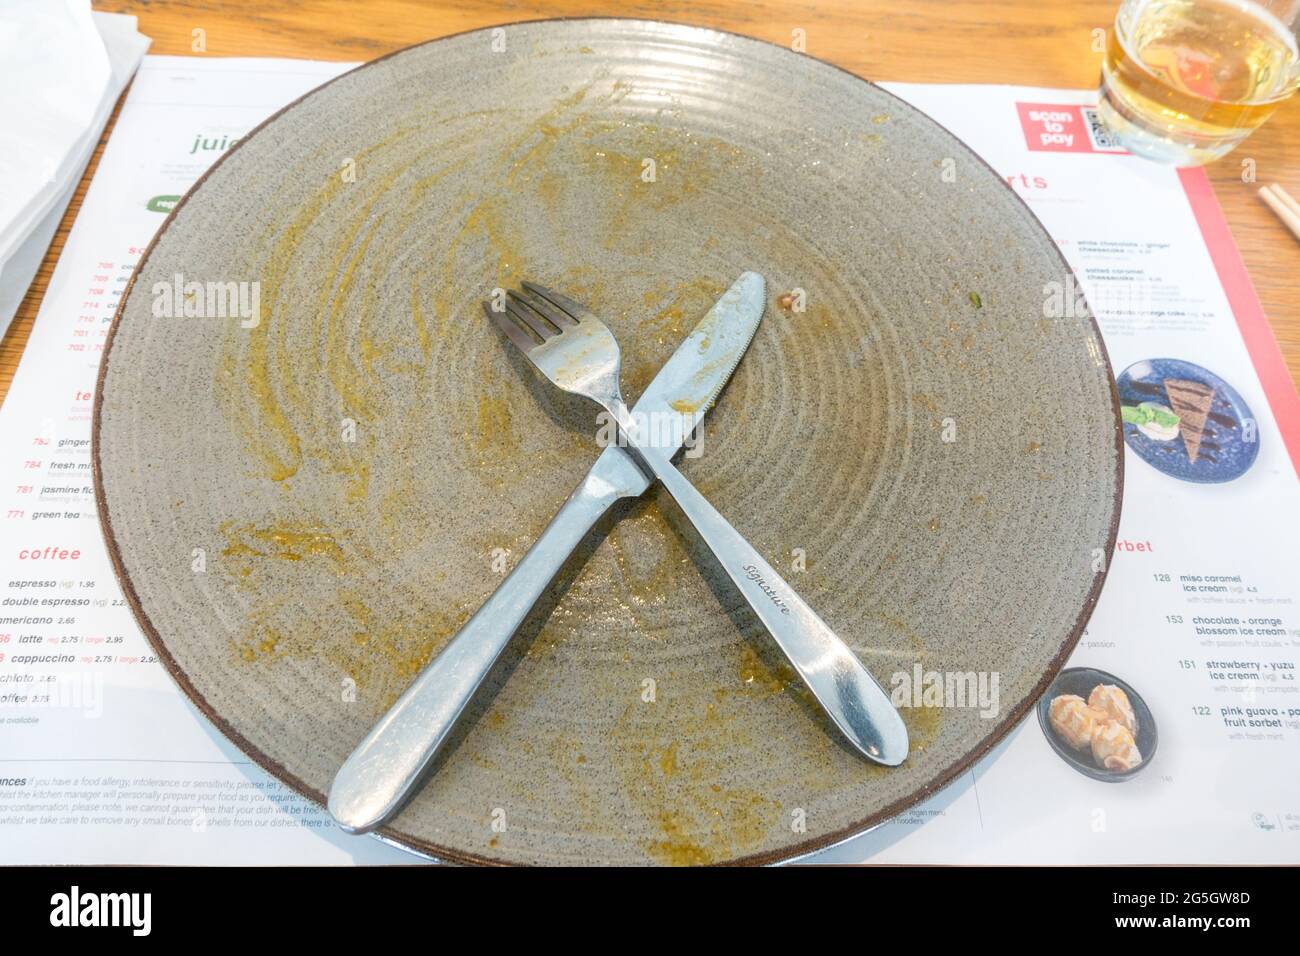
[1120,401,1180,442]
[1163,377,1215,463]
[1090,720,1143,772]
[1088,683,1137,735]
[1116,358,1259,481]
[1048,694,1107,750]
[1048,683,1144,772]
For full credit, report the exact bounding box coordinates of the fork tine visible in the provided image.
[482,302,540,354]
[521,281,595,325]
[510,286,577,327]
[504,296,559,341]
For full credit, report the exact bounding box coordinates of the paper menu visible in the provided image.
[0,57,414,865]
[0,59,1296,865]
[817,83,1300,864]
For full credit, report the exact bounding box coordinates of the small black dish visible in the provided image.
[1036,666,1157,782]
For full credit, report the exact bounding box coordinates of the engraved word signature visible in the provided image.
[742,564,791,615]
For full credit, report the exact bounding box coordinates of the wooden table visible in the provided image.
[3,0,1298,404]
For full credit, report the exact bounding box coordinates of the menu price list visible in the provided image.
[0,57,415,866]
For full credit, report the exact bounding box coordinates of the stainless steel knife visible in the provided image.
[328,272,768,833]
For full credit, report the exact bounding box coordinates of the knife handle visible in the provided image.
[327,466,625,834]
[630,439,910,766]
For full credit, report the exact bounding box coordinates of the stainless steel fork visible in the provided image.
[487,282,909,766]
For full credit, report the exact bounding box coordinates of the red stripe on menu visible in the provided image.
[1177,166,1300,480]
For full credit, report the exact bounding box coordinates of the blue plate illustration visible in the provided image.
[1116,358,1259,483]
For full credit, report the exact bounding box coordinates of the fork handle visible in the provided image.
[327,467,624,833]
[630,440,910,765]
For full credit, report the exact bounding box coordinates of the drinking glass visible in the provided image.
[1097,0,1300,165]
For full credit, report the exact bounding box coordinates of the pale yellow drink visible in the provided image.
[1098,0,1300,165]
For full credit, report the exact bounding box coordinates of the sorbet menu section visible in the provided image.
[1,64,1297,864]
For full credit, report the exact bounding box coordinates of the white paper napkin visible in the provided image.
[0,4,149,338]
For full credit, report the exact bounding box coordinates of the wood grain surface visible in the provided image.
[2,0,1297,405]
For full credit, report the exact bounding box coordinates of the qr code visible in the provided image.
[1083,107,1126,152]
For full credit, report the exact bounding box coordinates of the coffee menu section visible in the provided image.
[0,62,1297,864]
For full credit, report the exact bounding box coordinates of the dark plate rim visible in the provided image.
[91,16,1126,867]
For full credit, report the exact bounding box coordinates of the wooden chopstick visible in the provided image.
[1259,183,1300,241]
[1270,183,1300,218]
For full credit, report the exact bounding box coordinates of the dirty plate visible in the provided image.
[94,19,1122,865]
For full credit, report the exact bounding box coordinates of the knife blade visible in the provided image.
[328,272,766,833]
[576,270,765,496]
